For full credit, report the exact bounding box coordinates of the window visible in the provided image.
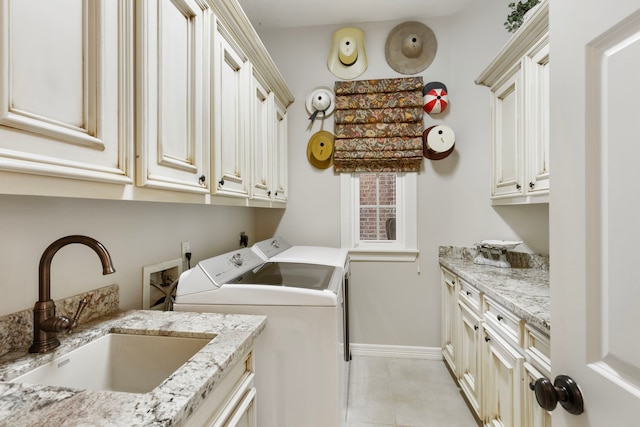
[341,172,418,261]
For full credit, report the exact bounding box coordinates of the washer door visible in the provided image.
[230,262,336,290]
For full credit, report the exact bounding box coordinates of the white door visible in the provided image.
[550,1,640,425]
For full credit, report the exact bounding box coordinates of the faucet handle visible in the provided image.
[68,296,91,333]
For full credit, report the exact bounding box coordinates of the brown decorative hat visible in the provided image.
[328,27,368,80]
[423,125,455,160]
[307,131,335,169]
[385,21,437,75]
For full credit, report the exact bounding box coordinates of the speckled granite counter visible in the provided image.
[439,249,550,334]
[0,310,266,427]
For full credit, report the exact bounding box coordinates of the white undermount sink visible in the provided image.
[11,333,212,393]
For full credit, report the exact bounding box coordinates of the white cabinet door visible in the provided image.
[524,41,550,195]
[136,0,210,193]
[0,0,131,184]
[272,105,288,202]
[212,23,250,199]
[482,325,524,427]
[523,363,551,427]
[441,268,458,375]
[250,73,273,201]
[458,300,483,419]
[490,68,523,199]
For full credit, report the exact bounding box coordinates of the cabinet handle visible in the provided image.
[484,336,491,342]
[452,280,456,285]
[497,314,503,321]
[219,179,225,186]
[474,325,479,331]
[466,291,471,296]
[198,175,206,184]
[516,183,521,190]
[268,190,271,197]
[529,181,535,189]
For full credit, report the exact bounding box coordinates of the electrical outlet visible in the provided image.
[181,241,190,257]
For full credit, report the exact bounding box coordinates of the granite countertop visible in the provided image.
[439,256,550,333]
[0,310,266,427]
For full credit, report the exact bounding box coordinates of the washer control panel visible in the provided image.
[197,247,264,287]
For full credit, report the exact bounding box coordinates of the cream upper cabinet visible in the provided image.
[476,0,549,205]
[136,0,211,194]
[273,104,288,203]
[0,0,132,187]
[0,0,293,207]
[212,22,250,199]
[250,72,274,202]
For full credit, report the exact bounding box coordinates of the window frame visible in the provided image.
[340,172,418,261]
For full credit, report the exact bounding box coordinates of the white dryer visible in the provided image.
[174,246,348,427]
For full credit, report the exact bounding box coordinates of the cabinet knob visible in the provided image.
[516,183,521,190]
[268,190,271,197]
[474,325,479,331]
[198,175,206,184]
[484,336,491,342]
[529,375,584,415]
[497,314,503,321]
[466,291,471,296]
[219,179,225,186]
[529,182,535,189]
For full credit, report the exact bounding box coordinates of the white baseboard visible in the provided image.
[349,343,443,360]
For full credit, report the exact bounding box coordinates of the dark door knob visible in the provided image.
[529,375,584,415]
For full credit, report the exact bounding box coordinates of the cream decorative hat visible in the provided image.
[328,27,368,80]
[385,21,437,75]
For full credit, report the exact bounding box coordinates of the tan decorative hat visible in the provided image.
[328,27,368,80]
[385,21,437,75]
[307,131,335,169]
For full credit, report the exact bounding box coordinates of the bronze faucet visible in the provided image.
[30,235,116,353]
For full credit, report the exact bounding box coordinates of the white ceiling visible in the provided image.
[236,0,475,29]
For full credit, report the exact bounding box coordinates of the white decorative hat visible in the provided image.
[306,86,335,123]
[328,27,368,80]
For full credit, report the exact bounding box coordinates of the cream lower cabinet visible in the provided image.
[482,324,524,427]
[440,266,550,427]
[185,350,257,427]
[457,276,484,419]
[0,0,132,187]
[441,267,458,376]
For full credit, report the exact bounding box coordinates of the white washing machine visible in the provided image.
[174,245,349,427]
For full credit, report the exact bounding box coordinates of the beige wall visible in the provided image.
[0,195,259,317]
[256,0,549,347]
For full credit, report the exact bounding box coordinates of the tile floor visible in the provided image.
[346,356,479,427]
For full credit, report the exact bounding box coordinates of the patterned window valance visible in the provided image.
[333,77,424,173]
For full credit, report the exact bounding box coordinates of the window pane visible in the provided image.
[358,173,397,241]
[380,207,396,240]
[359,173,378,205]
[359,207,378,240]
[379,173,396,205]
